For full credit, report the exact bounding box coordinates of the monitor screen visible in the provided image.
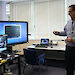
[0,35,7,53]
[0,21,28,45]
[5,26,21,38]
[41,39,49,45]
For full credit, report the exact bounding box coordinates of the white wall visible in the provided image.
[34,0,65,40]
[10,0,66,40]
[68,0,75,6]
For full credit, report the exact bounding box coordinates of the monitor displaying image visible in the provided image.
[5,26,21,38]
[0,21,28,45]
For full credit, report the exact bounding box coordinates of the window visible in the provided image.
[6,3,10,21]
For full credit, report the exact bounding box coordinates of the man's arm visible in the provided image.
[53,26,67,36]
[59,31,67,36]
[53,31,67,36]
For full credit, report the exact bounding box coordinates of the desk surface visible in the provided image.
[27,45,66,51]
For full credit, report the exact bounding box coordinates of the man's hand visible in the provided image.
[53,31,60,35]
[65,37,72,42]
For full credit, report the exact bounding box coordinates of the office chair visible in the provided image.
[23,49,46,75]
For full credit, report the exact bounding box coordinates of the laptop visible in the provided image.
[41,39,49,46]
[35,39,49,47]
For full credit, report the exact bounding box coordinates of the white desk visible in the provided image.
[27,45,66,51]
[27,45,66,60]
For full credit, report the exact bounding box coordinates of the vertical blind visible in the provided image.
[10,0,66,40]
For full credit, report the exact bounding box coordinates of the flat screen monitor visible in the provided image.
[0,35,7,53]
[0,21,28,45]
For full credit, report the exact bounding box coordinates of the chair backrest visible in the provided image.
[23,49,39,65]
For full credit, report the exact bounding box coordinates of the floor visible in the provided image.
[2,57,75,75]
[9,64,66,75]
[7,58,66,75]
[22,66,66,75]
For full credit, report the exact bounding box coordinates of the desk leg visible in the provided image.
[3,64,6,73]
[18,56,21,75]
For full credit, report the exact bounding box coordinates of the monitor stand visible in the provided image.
[7,45,15,58]
[7,45,13,53]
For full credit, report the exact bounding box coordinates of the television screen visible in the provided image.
[0,21,28,45]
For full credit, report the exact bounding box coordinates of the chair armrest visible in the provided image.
[38,53,46,58]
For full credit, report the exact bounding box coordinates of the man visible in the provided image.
[53,5,75,75]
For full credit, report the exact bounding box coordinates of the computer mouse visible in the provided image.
[51,46,53,48]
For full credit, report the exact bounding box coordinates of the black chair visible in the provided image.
[23,49,46,74]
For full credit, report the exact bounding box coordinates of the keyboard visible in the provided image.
[35,44,48,48]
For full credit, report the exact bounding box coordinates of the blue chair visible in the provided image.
[23,49,46,74]
[23,49,45,65]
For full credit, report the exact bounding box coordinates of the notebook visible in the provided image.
[41,39,49,46]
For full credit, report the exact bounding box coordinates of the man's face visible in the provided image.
[68,7,75,20]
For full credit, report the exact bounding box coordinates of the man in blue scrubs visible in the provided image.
[53,5,75,75]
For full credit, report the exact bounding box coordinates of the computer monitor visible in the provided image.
[0,35,7,53]
[0,21,28,45]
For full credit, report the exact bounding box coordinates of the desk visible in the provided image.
[27,45,66,60]
[0,54,21,75]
